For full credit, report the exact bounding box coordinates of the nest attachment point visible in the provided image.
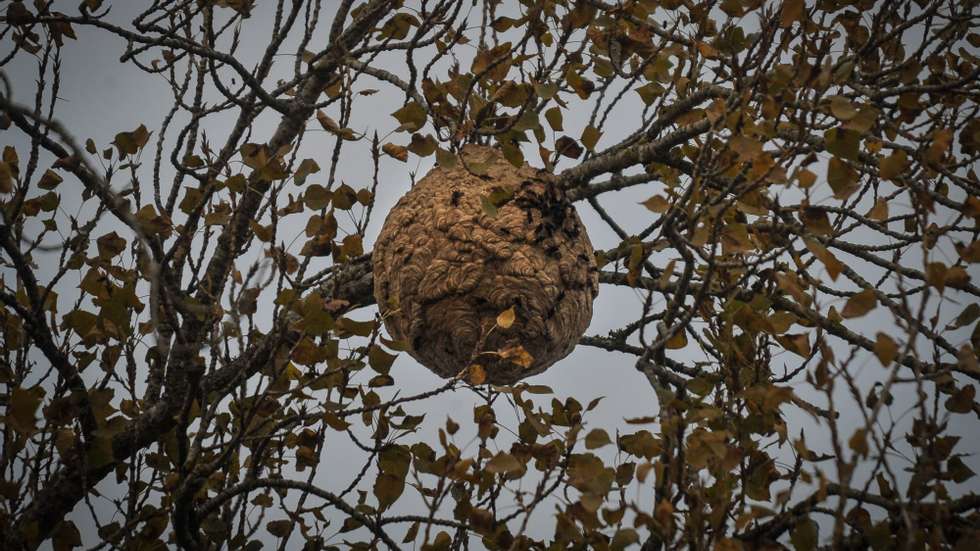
[372,145,599,385]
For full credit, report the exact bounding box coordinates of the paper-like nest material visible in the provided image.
[373,145,599,384]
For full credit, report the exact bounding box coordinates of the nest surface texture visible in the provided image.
[373,145,599,384]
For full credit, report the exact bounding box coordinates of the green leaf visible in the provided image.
[501,141,524,167]
[533,81,558,99]
[611,528,639,551]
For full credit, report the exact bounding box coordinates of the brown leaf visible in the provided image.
[779,0,804,27]
[555,136,583,159]
[730,135,763,162]
[642,195,669,213]
[849,428,869,457]
[485,452,523,474]
[945,385,975,414]
[392,101,427,132]
[804,238,843,280]
[801,207,832,236]
[827,157,859,200]
[873,333,898,366]
[866,198,888,221]
[581,125,601,151]
[778,333,811,357]
[926,262,948,292]
[879,150,908,181]
[829,96,858,121]
[545,107,563,131]
[382,143,408,162]
[585,428,611,449]
[373,472,405,509]
[842,289,877,319]
[467,364,487,385]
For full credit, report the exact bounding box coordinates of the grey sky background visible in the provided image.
[2,1,978,548]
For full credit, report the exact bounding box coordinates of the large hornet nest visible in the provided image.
[373,145,599,385]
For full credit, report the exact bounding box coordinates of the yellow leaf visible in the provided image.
[496,306,516,329]
[665,330,687,350]
[499,345,533,368]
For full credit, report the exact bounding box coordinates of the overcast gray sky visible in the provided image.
[3,1,978,548]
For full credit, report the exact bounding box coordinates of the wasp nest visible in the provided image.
[373,145,599,384]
